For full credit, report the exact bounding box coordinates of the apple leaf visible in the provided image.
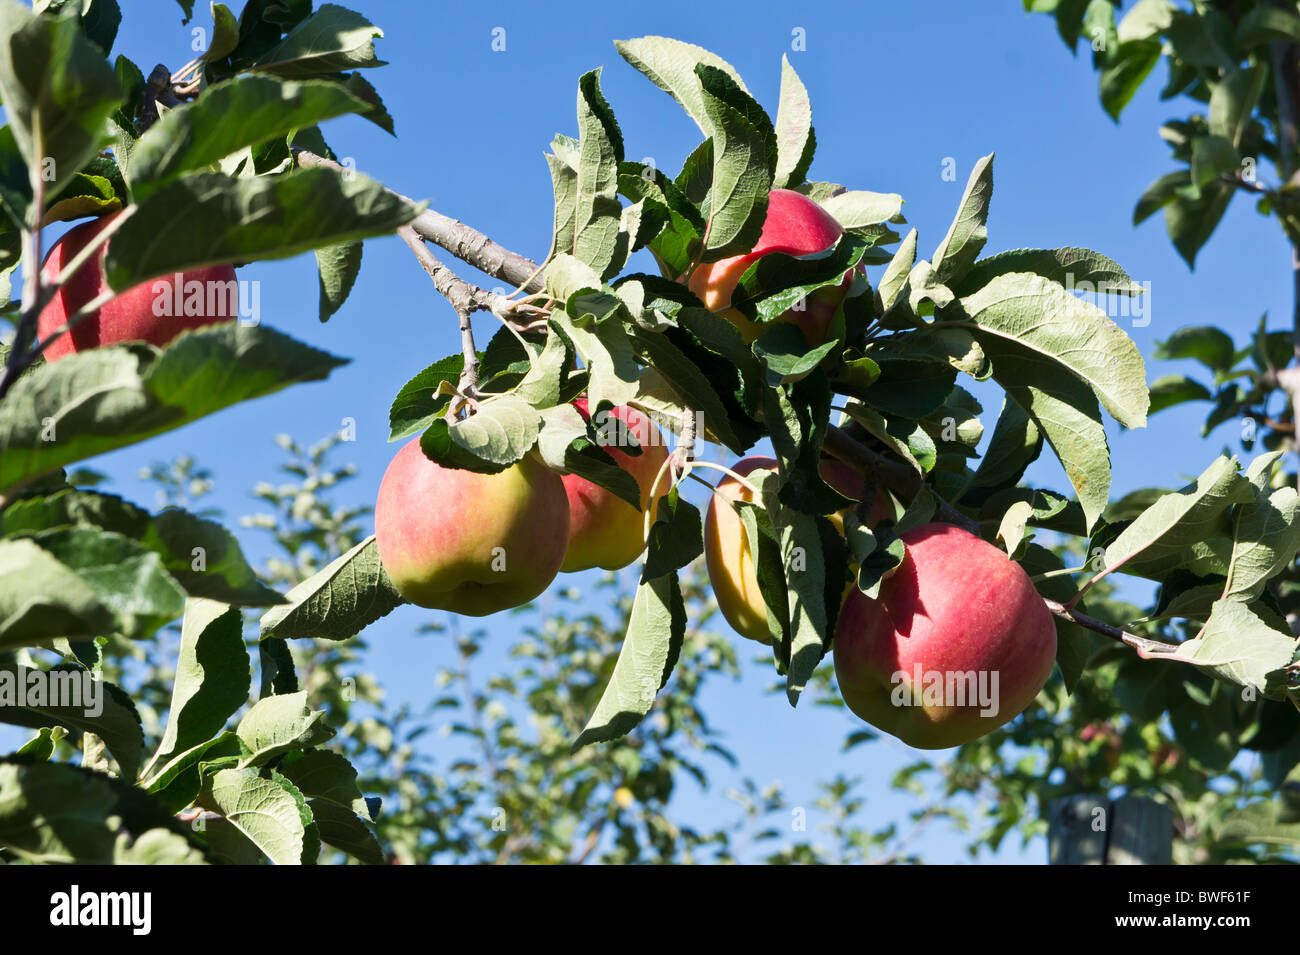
[931,153,993,285]
[1095,455,1250,579]
[573,68,625,279]
[260,536,404,642]
[251,3,385,76]
[642,486,702,580]
[420,394,542,473]
[632,326,747,454]
[614,35,749,138]
[1221,453,1300,603]
[280,749,374,821]
[1219,799,1300,851]
[534,404,643,510]
[773,54,815,189]
[696,64,773,259]
[0,2,122,206]
[315,239,363,322]
[148,599,250,775]
[733,493,792,649]
[965,396,1044,497]
[956,246,1144,298]
[1154,325,1237,374]
[819,190,904,231]
[572,570,685,752]
[197,767,318,865]
[761,474,831,706]
[953,271,1150,430]
[545,133,580,263]
[878,228,917,312]
[730,236,869,324]
[387,352,465,441]
[0,664,143,781]
[129,75,371,199]
[1178,600,1296,697]
[103,167,420,289]
[617,160,704,279]
[235,690,334,769]
[0,325,346,498]
[0,487,281,605]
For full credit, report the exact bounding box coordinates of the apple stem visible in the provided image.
[688,461,761,496]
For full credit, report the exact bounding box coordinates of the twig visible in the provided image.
[296,149,544,292]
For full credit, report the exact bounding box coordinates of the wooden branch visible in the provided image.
[295,149,543,291]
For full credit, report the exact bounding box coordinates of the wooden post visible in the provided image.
[1047,795,1173,865]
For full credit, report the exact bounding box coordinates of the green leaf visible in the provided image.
[953,271,1149,428]
[0,2,122,206]
[1148,374,1212,413]
[279,749,373,820]
[773,54,815,189]
[696,64,773,258]
[1165,180,1232,269]
[1180,600,1296,696]
[149,599,249,773]
[572,69,624,278]
[761,477,831,704]
[0,325,347,497]
[878,228,917,311]
[251,3,385,76]
[643,487,702,580]
[0,759,198,863]
[104,168,419,288]
[314,239,362,321]
[387,352,464,441]
[931,153,993,285]
[957,246,1143,297]
[1236,5,1300,49]
[1209,66,1266,148]
[752,323,839,384]
[0,664,143,780]
[614,35,748,137]
[235,689,333,768]
[1221,453,1300,604]
[129,76,370,199]
[1134,170,1190,224]
[819,190,904,231]
[1219,799,1300,850]
[0,538,113,648]
[197,767,318,864]
[32,526,186,639]
[0,487,281,605]
[419,394,542,473]
[572,571,685,751]
[1096,455,1250,578]
[1153,324,1236,373]
[260,535,404,641]
[1099,40,1161,120]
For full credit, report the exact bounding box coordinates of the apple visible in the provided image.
[374,438,570,615]
[560,398,671,572]
[703,454,882,644]
[687,188,855,345]
[37,213,240,361]
[833,523,1057,749]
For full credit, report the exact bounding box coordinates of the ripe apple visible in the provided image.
[374,438,570,615]
[703,454,882,644]
[37,213,239,361]
[560,398,670,572]
[687,188,855,345]
[833,523,1057,749]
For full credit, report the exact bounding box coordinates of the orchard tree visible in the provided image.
[0,0,1297,864]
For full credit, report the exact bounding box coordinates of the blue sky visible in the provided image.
[18,0,1292,862]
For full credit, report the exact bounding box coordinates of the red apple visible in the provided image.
[375,438,570,615]
[560,398,670,572]
[37,213,239,360]
[687,188,855,345]
[833,523,1057,748]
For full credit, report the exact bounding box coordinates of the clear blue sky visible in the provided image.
[24,0,1292,862]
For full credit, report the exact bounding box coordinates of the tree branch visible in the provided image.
[295,149,544,291]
